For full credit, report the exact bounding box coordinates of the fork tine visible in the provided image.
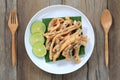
[10,10,14,24]
[14,11,18,25]
[12,10,15,24]
[15,12,18,25]
[12,10,18,25]
[11,11,14,24]
[9,10,18,25]
[8,11,12,25]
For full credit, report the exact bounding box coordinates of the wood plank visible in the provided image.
[0,0,6,79]
[49,0,63,5]
[84,0,99,80]
[49,0,63,80]
[1,0,120,80]
[86,0,108,80]
[63,0,108,80]
[17,0,51,80]
[63,65,87,80]
[63,1,88,80]
[0,0,17,80]
[108,0,120,80]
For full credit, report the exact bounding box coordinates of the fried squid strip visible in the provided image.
[52,29,82,61]
[62,44,73,60]
[50,26,79,60]
[73,44,81,63]
[48,18,64,31]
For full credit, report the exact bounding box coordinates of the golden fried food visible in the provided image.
[44,16,88,63]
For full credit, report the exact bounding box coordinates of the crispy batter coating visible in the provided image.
[44,16,88,63]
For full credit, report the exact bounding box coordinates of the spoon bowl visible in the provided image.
[101,9,112,33]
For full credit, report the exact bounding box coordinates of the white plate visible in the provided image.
[25,5,95,74]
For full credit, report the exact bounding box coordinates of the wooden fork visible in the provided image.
[8,10,18,67]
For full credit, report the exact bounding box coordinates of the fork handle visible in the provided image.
[105,33,108,67]
[12,34,16,66]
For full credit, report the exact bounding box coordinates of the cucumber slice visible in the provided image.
[31,21,46,34]
[30,32,44,46]
[32,42,46,57]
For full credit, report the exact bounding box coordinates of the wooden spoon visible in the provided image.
[101,9,112,67]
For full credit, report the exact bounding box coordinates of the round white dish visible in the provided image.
[25,5,95,74]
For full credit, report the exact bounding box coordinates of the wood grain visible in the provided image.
[108,0,120,80]
[63,0,88,80]
[63,0,108,80]
[0,0,6,79]
[17,0,51,80]
[0,0,17,80]
[49,0,63,80]
[91,0,108,79]
[1,0,120,80]
[15,0,107,80]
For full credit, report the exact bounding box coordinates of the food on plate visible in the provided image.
[31,21,46,34]
[30,21,47,57]
[43,16,88,63]
[30,32,45,46]
[32,42,46,57]
[29,16,88,63]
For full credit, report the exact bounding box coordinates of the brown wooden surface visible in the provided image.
[0,0,120,80]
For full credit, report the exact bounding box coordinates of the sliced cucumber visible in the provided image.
[32,42,46,57]
[30,32,44,46]
[31,21,46,34]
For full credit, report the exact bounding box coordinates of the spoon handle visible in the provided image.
[105,33,108,67]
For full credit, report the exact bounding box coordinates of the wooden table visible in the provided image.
[0,0,120,80]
